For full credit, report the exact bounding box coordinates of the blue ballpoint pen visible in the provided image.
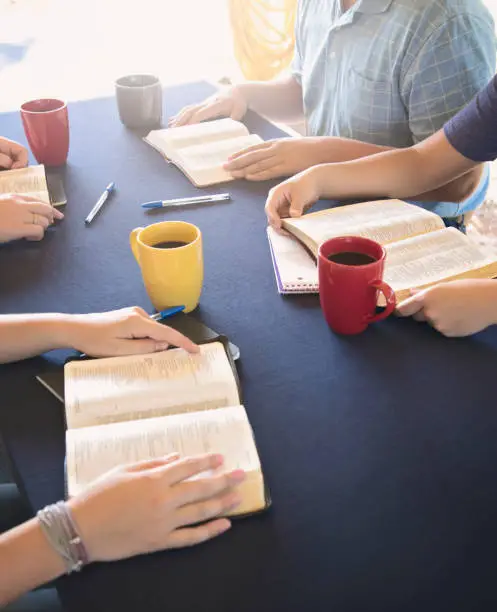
[151,305,185,321]
[142,193,231,209]
[85,182,115,225]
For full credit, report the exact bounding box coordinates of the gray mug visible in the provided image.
[115,74,162,129]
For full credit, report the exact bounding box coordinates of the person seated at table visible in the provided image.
[265,73,497,338]
[0,136,62,244]
[0,306,245,608]
[170,0,495,225]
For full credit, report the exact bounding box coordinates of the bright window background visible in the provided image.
[0,0,239,112]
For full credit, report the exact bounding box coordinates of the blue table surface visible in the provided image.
[1,81,497,612]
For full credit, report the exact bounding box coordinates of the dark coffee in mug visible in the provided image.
[152,241,188,249]
[327,251,377,266]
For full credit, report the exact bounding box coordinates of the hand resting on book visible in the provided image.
[0,306,198,364]
[224,138,330,182]
[397,279,497,337]
[0,453,245,605]
[169,87,248,127]
[68,453,245,562]
[0,193,64,243]
[265,168,322,231]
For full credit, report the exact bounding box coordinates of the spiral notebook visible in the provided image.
[267,227,318,294]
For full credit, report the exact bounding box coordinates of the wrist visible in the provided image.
[42,314,82,350]
[307,164,332,197]
[231,83,250,111]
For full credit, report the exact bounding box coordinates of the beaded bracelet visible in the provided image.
[37,502,89,574]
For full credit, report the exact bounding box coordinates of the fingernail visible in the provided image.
[229,469,246,484]
[216,520,231,534]
[155,342,169,351]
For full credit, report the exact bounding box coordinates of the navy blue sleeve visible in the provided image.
[444,74,497,163]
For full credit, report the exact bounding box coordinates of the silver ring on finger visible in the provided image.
[32,213,37,225]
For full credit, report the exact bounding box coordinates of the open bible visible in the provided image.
[144,118,263,187]
[0,165,66,206]
[267,199,497,302]
[64,340,269,517]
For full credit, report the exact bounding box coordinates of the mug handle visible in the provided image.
[130,227,144,262]
[366,280,396,323]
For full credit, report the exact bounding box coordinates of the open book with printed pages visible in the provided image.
[144,118,263,187]
[0,164,66,206]
[267,199,497,303]
[63,339,270,518]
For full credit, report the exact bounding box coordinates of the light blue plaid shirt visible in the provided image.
[292,0,496,148]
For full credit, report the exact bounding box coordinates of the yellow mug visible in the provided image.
[130,221,203,313]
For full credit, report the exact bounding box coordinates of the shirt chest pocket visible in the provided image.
[334,66,409,146]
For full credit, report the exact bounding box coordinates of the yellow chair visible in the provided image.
[228,0,297,81]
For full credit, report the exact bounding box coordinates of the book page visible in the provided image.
[178,134,263,169]
[283,200,445,256]
[384,228,497,297]
[66,405,265,515]
[145,118,249,160]
[64,342,240,429]
[177,134,264,187]
[0,165,50,203]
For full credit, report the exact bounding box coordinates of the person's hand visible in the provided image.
[224,138,325,182]
[64,306,199,357]
[69,453,245,562]
[265,167,324,231]
[0,137,28,170]
[169,87,248,127]
[396,280,497,337]
[0,194,63,243]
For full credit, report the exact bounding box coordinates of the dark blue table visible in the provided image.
[1,82,497,612]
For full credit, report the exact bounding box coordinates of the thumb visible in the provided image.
[289,188,305,218]
[396,291,425,317]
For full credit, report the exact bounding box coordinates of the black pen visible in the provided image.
[85,182,115,225]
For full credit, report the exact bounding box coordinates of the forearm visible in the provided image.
[313,143,476,202]
[310,138,483,203]
[0,314,75,363]
[0,518,65,605]
[235,76,304,123]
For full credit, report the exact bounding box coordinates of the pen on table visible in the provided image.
[141,193,231,209]
[151,305,185,321]
[85,182,115,225]
[77,306,185,357]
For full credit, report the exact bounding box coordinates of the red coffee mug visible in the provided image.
[318,236,396,335]
[20,98,69,166]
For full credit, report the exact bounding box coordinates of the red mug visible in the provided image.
[20,98,69,166]
[318,236,396,335]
